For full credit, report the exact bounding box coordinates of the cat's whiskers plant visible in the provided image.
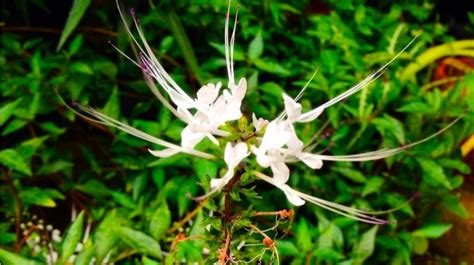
[57,0,463,262]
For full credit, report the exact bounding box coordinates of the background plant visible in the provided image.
[1,0,473,264]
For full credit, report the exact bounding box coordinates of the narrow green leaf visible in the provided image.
[19,187,57,207]
[0,149,32,176]
[296,218,312,252]
[102,86,120,119]
[248,29,263,61]
[165,9,204,84]
[57,0,92,51]
[441,194,469,219]
[16,136,49,159]
[61,211,85,263]
[412,223,452,239]
[149,201,171,240]
[0,98,22,126]
[333,167,367,183]
[117,227,162,258]
[0,249,41,265]
[73,245,95,265]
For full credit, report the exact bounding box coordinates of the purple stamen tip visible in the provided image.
[130,8,136,16]
[71,101,78,107]
[107,40,112,45]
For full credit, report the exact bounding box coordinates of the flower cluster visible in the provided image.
[64,0,459,225]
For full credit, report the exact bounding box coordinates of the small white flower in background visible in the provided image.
[62,0,461,224]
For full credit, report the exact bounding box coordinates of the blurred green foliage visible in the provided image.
[1,0,474,264]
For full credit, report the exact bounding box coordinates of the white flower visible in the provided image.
[64,0,246,160]
[210,142,249,190]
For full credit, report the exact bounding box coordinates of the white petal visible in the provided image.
[168,89,195,109]
[298,106,325,123]
[283,94,302,122]
[224,142,249,168]
[282,185,305,206]
[231,78,247,101]
[260,121,292,150]
[197,83,219,106]
[181,126,206,148]
[270,162,290,185]
[148,148,180,157]
[252,113,269,132]
[298,152,323,169]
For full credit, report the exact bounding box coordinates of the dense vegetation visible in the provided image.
[1,0,473,264]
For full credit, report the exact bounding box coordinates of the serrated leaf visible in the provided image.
[57,0,92,51]
[149,201,171,240]
[0,98,23,126]
[362,177,384,197]
[248,29,263,61]
[353,226,378,265]
[372,114,405,144]
[412,223,452,238]
[61,211,85,263]
[416,158,452,190]
[0,149,32,176]
[117,227,162,258]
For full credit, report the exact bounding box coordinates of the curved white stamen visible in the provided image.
[253,171,390,224]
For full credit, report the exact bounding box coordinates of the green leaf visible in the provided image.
[117,227,162,258]
[411,236,428,255]
[0,249,41,265]
[61,211,85,263]
[70,61,94,75]
[320,50,340,74]
[16,136,48,159]
[0,98,22,126]
[149,201,172,240]
[412,223,452,239]
[362,177,384,197]
[73,247,95,265]
[0,149,32,176]
[254,59,291,76]
[353,226,378,265]
[2,119,28,136]
[165,10,205,84]
[296,218,312,252]
[57,0,92,51]
[69,35,83,55]
[248,29,263,61]
[438,158,471,174]
[94,211,122,263]
[441,194,469,219]
[372,114,405,144]
[397,101,431,114]
[333,167,367,183]
[143,256,160,265]
[19,187,57,207]
[416,158,452,190]
[102,86,120,119]
[194,159,218,182]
